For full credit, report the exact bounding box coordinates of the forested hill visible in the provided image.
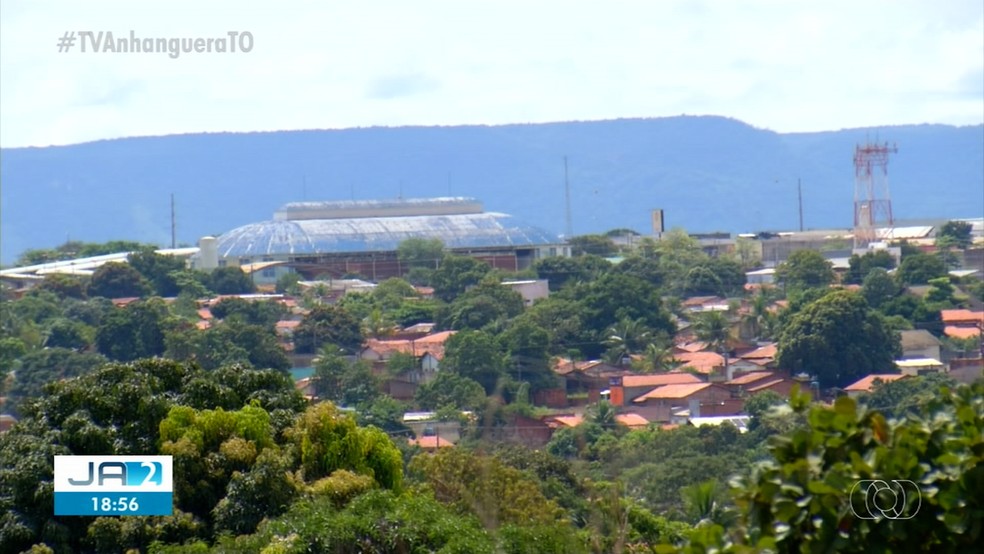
[2,116,982,263]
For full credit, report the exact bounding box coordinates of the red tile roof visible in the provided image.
[945,326,981,339]
[620,373,703,388]
[674,351,725,374]
[363,331,456,361]
[941,309,984,325]
[726,371,776,386]
[615,413,650,428]
[633,383,713,402]
[844,374,907,392]
[197,308,213,320]
[740,343,777,360]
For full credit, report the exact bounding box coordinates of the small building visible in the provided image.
[899,330,942,361]
[609,372,704,406]
[403,411,463,444]
[895,358,946,376]
[501,279,550,307]
[631,382,733,423]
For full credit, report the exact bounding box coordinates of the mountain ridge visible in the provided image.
[2,115,982,263]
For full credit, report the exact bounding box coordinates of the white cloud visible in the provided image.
[1,0,981,147]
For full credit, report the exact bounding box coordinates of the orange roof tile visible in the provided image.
[674,351,725,374]
[197,308,213,320]
[363,330,457,361]
[195,320,211,330]
[941,309,984,324]
[740,343,777,360]
[620,373,703,387]
[633,383,713,402]
[945,326,981,339]
[615,413,650,428]
[546,415,584,428]
[844,374,907,392]
[726,371,776,386]
[276,320,301,330]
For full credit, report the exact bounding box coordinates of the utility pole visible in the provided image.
[564,156,573,238]
[797,178,804,232]
[170,193,176,249]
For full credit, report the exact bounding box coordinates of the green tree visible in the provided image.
[410,448,569,530]
[293,305,364,354]
[861,267,901,309]
[207,266,256,294]
[36,273,88,299]
[603,317,652,366]
[128,248,188,297]
[896,252,947,285]
[441,282,525,331]
[569,234,618,257]
[534,255,611,291]
[415,371,487,411]
[845,249,897,284]
[87,262,152,298]
[94,298,169,361]
[210,297,286,327]
[775,249,835,291]
[397,237,445,270]
[693,310,731,355]
[442,329,507,394]
[724,384,984,552]
[287,402,403,490]
[274,271,301,294]
[936,220,973,249]
[499,318,554,390]
[776,290,900,388]
[431,254,492,302]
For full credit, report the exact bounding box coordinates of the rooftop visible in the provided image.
[844,374,907,392]
[633,383,714,402]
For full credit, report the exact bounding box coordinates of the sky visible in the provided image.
[1,0,982,148]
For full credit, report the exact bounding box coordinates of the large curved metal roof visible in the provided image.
[214,212,562,258]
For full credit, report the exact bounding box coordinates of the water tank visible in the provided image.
[199,236,219,270]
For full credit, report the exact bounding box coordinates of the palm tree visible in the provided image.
[680,479,736,527]
[589,400,618,430]
[603,317,651,366]
[693,310,730,354]
[633,341,679,373]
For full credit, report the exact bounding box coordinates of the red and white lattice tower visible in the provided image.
[853,142,897,249]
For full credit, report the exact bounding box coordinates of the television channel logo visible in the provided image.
[54,456,173,516]
[849,479,921,520]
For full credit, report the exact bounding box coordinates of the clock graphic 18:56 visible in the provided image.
[91,496,140,512]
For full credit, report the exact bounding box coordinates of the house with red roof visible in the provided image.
[631,382,734,422]
[609,372,703,406]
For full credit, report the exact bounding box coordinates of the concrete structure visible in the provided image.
[190,197,568,284]
[501,279,550,307]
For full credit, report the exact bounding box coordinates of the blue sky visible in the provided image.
[1,0,981,147]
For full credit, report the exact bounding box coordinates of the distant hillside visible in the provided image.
[2,116,982,264]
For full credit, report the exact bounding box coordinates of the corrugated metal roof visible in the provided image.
[215,212,562,258]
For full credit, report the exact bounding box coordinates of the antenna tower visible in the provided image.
[853,142,897,249]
